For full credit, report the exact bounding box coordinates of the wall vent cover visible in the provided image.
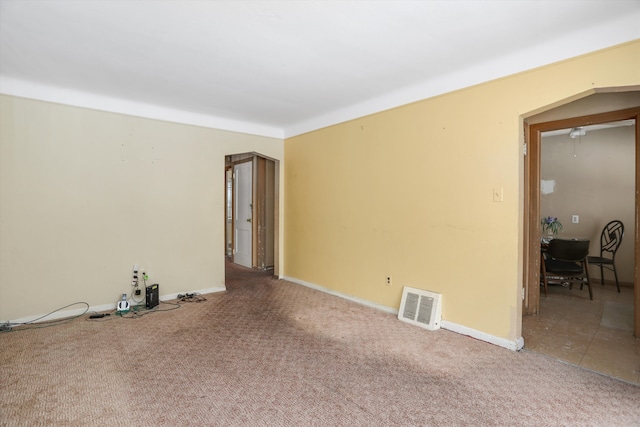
[398,286,442,331]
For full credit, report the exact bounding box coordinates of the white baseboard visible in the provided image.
[1,286,226,327]
[440,320,525,351]
[283,276,398,315]
[283,275,524,352]
[4,279,525,351]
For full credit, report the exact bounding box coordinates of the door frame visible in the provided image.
[225,153,280,275]
[524,106,640,337]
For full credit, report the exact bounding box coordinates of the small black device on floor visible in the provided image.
[146,283,159,309]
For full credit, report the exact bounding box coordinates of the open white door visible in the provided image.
[233,161,252,268]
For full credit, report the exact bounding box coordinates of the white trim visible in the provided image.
[0,77,284,139]
[282,276,398,315]
[0,286,226,327]
[283,275,524,351]
[440,320,525,351]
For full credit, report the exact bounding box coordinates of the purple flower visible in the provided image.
[541,216,563,234]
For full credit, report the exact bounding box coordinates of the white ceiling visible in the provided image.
[1,0,639,138]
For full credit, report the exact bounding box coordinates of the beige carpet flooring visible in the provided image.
[1,261,639,426]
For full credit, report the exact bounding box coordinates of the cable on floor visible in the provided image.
[177,292,207,303]
[0,302,90,332]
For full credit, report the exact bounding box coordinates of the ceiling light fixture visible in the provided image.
[569,127,586,158]
[569,127,586,138]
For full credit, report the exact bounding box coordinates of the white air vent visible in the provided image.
[398,286,442,331]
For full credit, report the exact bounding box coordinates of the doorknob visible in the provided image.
[246,218,252,223]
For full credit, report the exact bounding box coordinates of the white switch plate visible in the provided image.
[572,215,579,224]
[493,188,503,202]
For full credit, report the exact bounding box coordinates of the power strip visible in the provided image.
[132,264,139,286]
[133,264,143,296]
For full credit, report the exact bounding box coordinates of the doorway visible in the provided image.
[225,153,279,274]
[523,106,640,338]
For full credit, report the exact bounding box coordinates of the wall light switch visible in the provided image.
[493,188,504,202]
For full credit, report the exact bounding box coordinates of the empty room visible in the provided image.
[1,1,639,425]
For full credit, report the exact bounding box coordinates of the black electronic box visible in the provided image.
[146,284,159,309]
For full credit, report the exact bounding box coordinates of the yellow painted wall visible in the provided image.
[284,40,640,341]
[0,95,284,321]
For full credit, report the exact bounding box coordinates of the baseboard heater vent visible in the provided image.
[398,286,442,331]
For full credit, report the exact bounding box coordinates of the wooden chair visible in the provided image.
[542,239,592,300]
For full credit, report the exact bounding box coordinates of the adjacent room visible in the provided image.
[522,92,639,383]
[1,1,639,425]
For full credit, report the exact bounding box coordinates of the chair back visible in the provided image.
[600,220,624,255]
[547,239,590,262]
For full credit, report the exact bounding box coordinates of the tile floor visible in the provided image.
[522,281,640,385]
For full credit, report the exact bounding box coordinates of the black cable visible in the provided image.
[130,274,147,305]
[88,312,112,320]
[130,290,144,305]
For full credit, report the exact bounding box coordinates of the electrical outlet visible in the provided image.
[386,276,392,286]
[132,264,139,287]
